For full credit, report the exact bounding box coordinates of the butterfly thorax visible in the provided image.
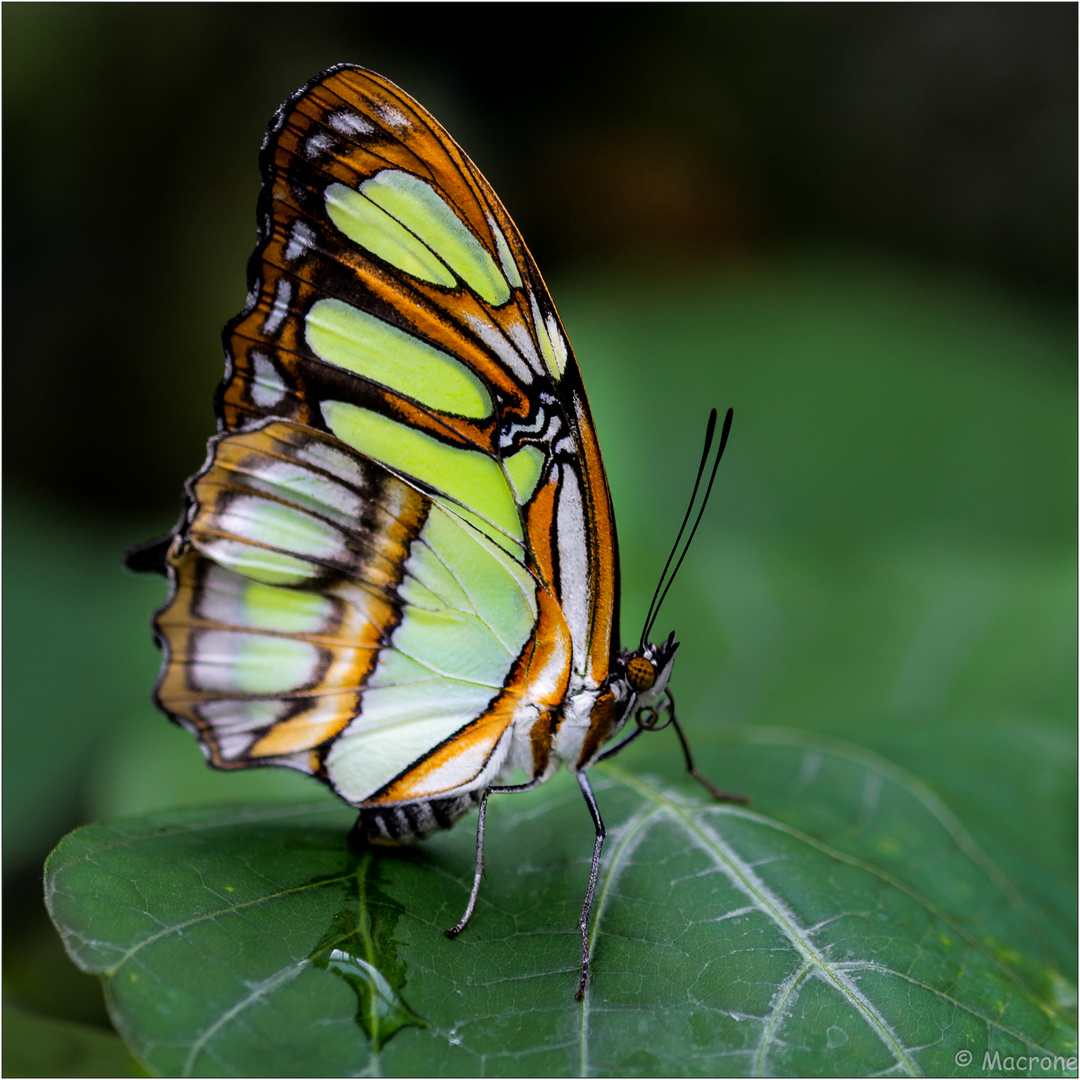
[549,635,680,773]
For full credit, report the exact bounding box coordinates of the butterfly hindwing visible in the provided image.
[159,419,559,801]
[151,65,620,808]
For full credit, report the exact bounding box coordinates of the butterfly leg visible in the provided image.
[667,689,748,804]
[574,770,606,999]
[445,777,545,940]
[594,721,644,762]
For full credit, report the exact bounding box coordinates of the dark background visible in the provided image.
[4,1,1076,1046]
[5,3,1075,515]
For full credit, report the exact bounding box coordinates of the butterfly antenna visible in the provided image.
[639,409,717,646]
[641,407,733,646]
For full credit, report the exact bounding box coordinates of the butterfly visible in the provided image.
[127,63,743,998]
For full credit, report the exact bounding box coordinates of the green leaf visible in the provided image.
[46,732,1075,1077]
[854,711,1077,981]
[2,1006,144,1077]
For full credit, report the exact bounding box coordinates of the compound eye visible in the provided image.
[626,655,657,693]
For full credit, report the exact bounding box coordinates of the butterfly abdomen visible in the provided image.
[350,790,483,846]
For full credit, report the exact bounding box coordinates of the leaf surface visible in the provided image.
[46,732,1075,1077]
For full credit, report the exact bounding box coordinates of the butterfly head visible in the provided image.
[617,631,679,717]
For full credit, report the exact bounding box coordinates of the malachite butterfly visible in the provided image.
[128,64,742,997]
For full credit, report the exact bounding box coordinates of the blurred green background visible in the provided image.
[4,0,1075,1052]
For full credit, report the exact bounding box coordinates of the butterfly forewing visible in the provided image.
[152,65,620,809]
[224,68,553,442]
